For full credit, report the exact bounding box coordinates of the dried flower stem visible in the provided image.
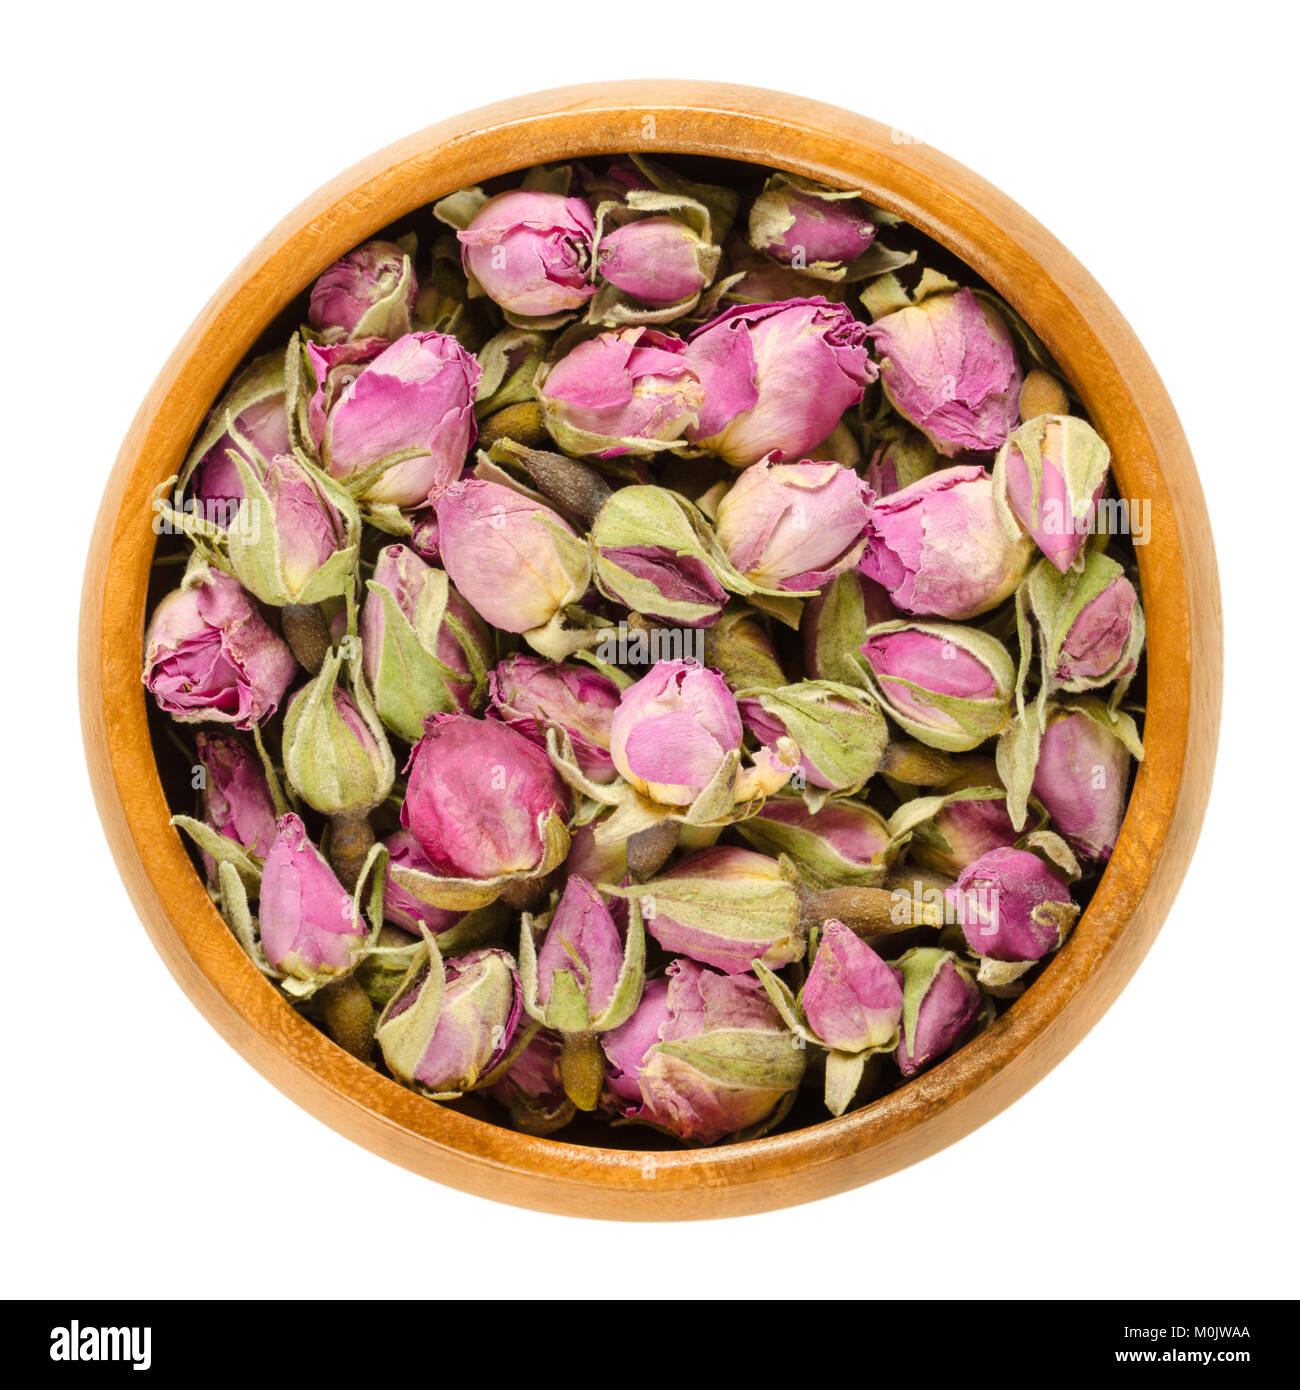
[282,603,332,675]
[329,810,375,892]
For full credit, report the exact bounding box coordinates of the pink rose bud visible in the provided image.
[401,714,570,881]
[533,877,627,1021]
[194,733,278,874]
[802,568,898,685]
[601,959,805,1144]
[435,479,591,637]
[948,845,1077,962]
[457,190,596,317]
[596,216,714,305]
[738,682,888,794]
[538,327,704,457]
[1031,707,1133,860]
[259,813,365,982]
[860,465,1033,619]
[488,1025,568,1126]
[715,459,873,591]
[409,510,440,562]
[737,797,891,889]
[489,654,621,784]
[143,563,295,729]
[308,331,481,507]
[1054,572,1141,688]
[894,947,981,1076]
[912,790,1018,879]
[685,298,877,467]
[308,239,417,341]
[194,391,292,509]
[863,426,938,497]
[802,922,903,1054]
[994,415,1110,573]
[609,659,743,806]
[380,830,463,934]
[859,622,1014,752]
[565,819,628,885]
[748,182,877,269]
[377,944,523,1093]
[867,288,1021,456]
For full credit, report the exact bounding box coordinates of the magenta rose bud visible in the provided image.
[194,733,278,873]
[1031,708,1133,860]
[802,923,903,1053]
[434,479,590,637]
[894,948,982,1077]
[401,714,570,881]
[685,298,877,467]
[602,959,804,1144]
[258,814,364,981]
[715,459,873,591]
[457,190,596,317]
[596,217,714,305]
[609,659,743,806]
[948,846,1078,963]
[538,327,704,457]
[860,465,1033,619]
[535,877,625,1019]
[308,330,480,507]
[1055,573,1140,687]
[380,830,463,934]
[489,654,621,784]
[143,564,295,729]
[749,181,877,269]
[867,289,1021,457]
[308,239,416,340]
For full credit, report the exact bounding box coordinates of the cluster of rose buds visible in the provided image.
[144,153,1145,1145]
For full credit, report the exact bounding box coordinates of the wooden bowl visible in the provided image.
[79,81,1222,1220]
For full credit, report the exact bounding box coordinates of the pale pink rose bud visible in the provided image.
[194,733,278,875]
[1054,573,1140,688]
[143,564,295,729]
[947,846,1077,963]
[434,479,591,636]
[748,184,877,269]
[488,1025,567,1120]
[737,797,891,889]
[457,190,596,317]
[194,392,292,508]
[685,298,877,467]
[601,959,805,1144]
[608,660,743,806]
[802,922,903,1053]
[308,239,417,340]
[597,216,714,305]
[401,714,570,881]
[258,814,364,981]
[538,328,704,457]
[912,792,1018,879]
[380,830,463,935]
[866,289,1021,456]
[307,331,481,507]
[489,654,621,784]
[715,459,873,591]
[1031,707,1132,860]
[894,948,981,1076]
[535,877,626,1019]
[860,465,1033,619]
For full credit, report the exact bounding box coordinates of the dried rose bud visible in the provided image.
[948,845,1077,963]
[859,464,1033,619]
[489,654,621,784]
[401,714,570,882]
[801,923,903,1055]
[259,813,365,983]
[749,178,877,271]
[859,621,1015,751]
[993,415,1110,573]
[894,947,981,1076]
[906,781,1018,879]
[457,190,596,317]
[685,298,876,466]
[596,216,715,306]
[609,660,742,807]
[409,510,440,562]
[143,561,295,729]
[376,939,522,1094]
[380,830,463,935]
[308,239,417,342]
[307,331,480,507]
[715,459,873,592]
[1032,704,1136,861]
[566,819,628,885]
[537,328,703,458]
[602,959,805,1144]
[435,479,591,640]
[863,424,938,497]
[1024,552,1144,693]
[487,1025,570,1132]
[194,732,278,873]
[609,846,803,975]
[189,352,290,508]
[802,568,898,685]
[736,797,892,889]
[738,681,888,794]
[360,543,490,742]
[867,289,1021,456]
[282,650,395,816]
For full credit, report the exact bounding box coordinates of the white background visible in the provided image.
[4,0,1294,1301]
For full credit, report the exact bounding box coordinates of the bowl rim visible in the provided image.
[79,80,1222,1220]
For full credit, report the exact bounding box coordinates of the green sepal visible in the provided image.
[171,815,262,893]
[374,925,446,1085]
[823,1050,868,1117]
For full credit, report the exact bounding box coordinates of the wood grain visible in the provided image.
[78,82,1222,1220]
